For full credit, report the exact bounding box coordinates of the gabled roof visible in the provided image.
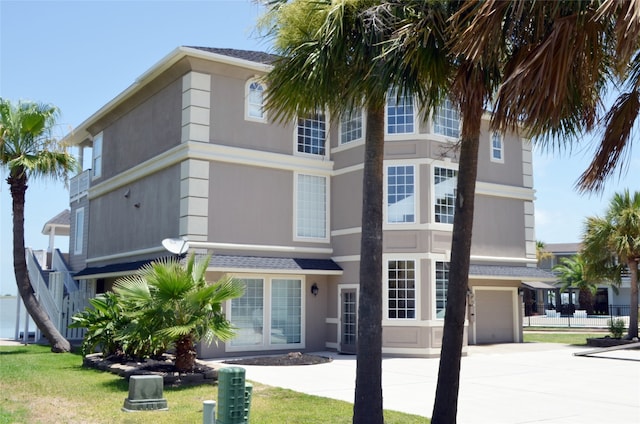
[41,209,70,236]
[186,46,278,65]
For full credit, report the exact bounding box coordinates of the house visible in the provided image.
[539,242,635,315]
[62,46,554,358]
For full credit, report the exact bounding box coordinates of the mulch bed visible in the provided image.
[224,352,332,366]
[586,337,640,348]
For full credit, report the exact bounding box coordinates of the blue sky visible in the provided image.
[0,0,638,296]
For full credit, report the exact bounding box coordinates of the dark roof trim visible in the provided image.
[74,255,343,279]
[469,264,556,282]
[185,46,278,65]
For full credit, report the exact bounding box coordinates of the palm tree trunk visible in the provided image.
[431,95,482,424]
[353,105,385,424]
[627,259,638,339]
[174,335,196,372]
[8,171,70,353]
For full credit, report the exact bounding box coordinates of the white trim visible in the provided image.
[325,317,339,325]
[385,88,417,137]
[332,163,364,176]
[294,111,330,160]
[86,246,166,264]
[189,241,333,255]
[470,255,538,264]
[331,227,361,237]
[91,132,103,179]
[73,207,85,255]
[338,284,359,353]
[332,138,365,154]
[338,107,365,145]
[490,132,504,163]
[245,77,268,123]
[325,342,339,350]
[383,257,419,321]
[384,162,418,226]
[382,346,469,356]
[331,255,360,263]
[208,266,342,276]
[475,182,534,201]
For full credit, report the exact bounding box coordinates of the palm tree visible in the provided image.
[582,190,640,339]
[260,2,449,422]
[0,98,77,353]
[536,241,554,264]
[113,254,245,372]
[553,255,598,315]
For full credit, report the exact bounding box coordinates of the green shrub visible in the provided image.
[70,292,128,357]
[607,318,625,339]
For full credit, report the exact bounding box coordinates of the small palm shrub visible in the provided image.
[70,292,128,357]
[607,318,626,339]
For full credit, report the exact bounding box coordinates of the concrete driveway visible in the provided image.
[209,343,640,424]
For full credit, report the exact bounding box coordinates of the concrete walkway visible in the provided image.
[208,343,640,424]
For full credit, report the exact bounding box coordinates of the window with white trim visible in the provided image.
[434,166,457,224]
[340,108,363,144]
[296,174,327,239]
[435,261,449,318]
[433,99,460,138]
[386,88,414,134]
[491,132,504,162]
[74,208,84,255]
[92,132,103,178]
[229,277,302,349]
[387,260,416,319]
[297,113,326,156]
[246,80,266,121]
[386,165,415,223]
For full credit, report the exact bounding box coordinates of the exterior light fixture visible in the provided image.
[310,283,319,296]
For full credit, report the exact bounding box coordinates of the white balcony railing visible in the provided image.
[70,169,90,202]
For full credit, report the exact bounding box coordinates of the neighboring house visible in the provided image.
[62,46,553,359]
[539,242,635,315]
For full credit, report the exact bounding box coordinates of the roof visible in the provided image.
[469,264,556,282]
[544,243,582,254]
[185,46,278,65]
[41,209,70,236]
[74,255,343,279]
[522,281,557,290]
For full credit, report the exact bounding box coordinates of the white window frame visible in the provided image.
[339,107,365,145]
[245,78,267,123]
[91,132,103,179]
[295,112,328,158]
[226,274,306,352]
[383,257,419,322]
[385,163,416,225]
[74,207,84,255]
[385,88,416,137]
[432,98,460,140]
[491,131,504,163]
[432,163,458,227]
[294,173,330,242]
[434,260,450,319]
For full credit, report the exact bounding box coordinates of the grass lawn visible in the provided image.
[523,331,607,345]
[0,345,427,424]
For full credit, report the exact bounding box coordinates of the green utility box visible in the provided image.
[217,367,253,424]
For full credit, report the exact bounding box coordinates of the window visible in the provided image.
[388,260,416,319]
[296,174,327,239]
[491,132,503,162]
[433,99,460,138]
[297,113,326,156]
[74,208,84,255]
[387,165,415,223]
[229,277,302,349]
[386,88,414,134]
[435,261,449,318]
[246,80,266,121]
[92,132,102,178]
[340,108,363,144]
[434,166,457,224]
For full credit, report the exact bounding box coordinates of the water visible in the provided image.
[0,296,35,339]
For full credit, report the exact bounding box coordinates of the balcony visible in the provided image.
[70,169,90,202]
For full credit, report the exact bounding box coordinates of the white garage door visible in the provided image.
[475,289,515,344]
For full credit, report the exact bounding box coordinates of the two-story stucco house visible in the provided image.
[63,46,554,359]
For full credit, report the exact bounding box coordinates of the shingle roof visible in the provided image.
[41,209,70,235]
[469,264,556,281]
[209,255,343,272]
[185,46,278,65]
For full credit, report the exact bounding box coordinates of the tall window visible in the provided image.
[230,277,302,349]
[433,99,460,138]
[297,113,326,156]
[340,108,363,144]
[491,132,503,162]
[387,165,415,223]
[271,279,302,344]
[296,174,327,239]
[74,208,84,255]
[387,88,414,134]
[92,132,103,178]
[388,260,416,319]
[434,166,457,224]
[247,80,266,121]
[435,261,449,318]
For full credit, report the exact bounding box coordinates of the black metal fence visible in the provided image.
[524,304,633,328]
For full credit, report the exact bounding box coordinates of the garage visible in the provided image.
[473,288,518,344]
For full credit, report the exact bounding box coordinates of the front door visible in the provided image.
[339,288,357,354]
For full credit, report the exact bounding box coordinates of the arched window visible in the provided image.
[246,79,266,122]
